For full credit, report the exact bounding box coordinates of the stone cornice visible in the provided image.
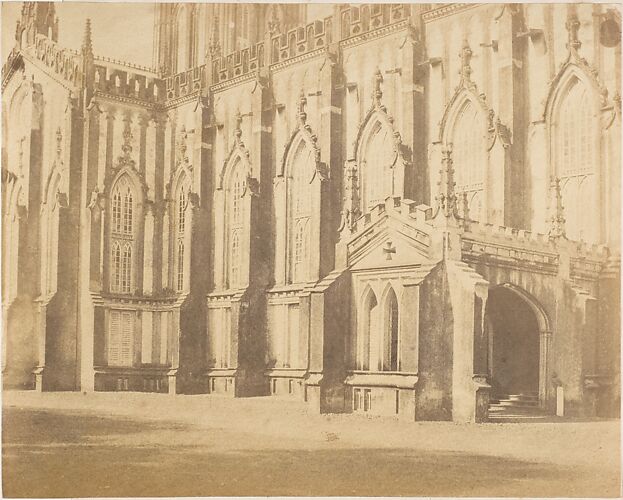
[422,4,481,23]
[340,19,410,50]
[269,47,326,74]
[93,90,164,111]
[164,91,201,110]
[209,71,256,93]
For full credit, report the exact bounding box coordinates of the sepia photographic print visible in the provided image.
[1,0,621,497]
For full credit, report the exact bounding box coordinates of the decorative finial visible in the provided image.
[339,161,361,236]
[267,5,281,35]
[565,13,581,51]
[55,127,62,157]
[372,68,383,107]
[234,110,243,141]
[548,177,566,239]
[435,149,458,219]
[297,89,307,126]
[115,118,136,170]
[176,125,188,167]
[459,39,473,83]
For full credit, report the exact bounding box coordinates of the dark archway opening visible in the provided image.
[486,286,540,397]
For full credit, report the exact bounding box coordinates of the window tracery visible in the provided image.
[553,78,596,242]
[227,162,245,288]
[452,100,485,221]
[110,175,135,294]
[175,181,188,292]
[356,286,401,372]
[361,120,394,211]
[288,138,314,284]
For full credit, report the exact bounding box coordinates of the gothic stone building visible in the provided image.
[2,2,621,422]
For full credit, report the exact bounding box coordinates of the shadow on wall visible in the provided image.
[487,286,540,397]
[4,296,37,389]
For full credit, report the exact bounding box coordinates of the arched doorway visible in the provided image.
[485,285,542,398]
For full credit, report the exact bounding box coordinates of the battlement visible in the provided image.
[351,197,433,236]
[462,219,610,261]
[165,64,206,100]
[339,3,409,40]
[211,42,264,86]
[31,34,81,87]
[162,4,411,94]
[269,17,333,66]
[94,62,164,104]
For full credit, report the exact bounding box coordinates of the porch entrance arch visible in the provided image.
[485,284,551,407]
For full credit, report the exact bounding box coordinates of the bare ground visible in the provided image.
[2,391,620,497]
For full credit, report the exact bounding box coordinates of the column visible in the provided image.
[539,330,552,408]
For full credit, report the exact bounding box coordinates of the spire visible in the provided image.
[548,177,566,239]
[209,15,221,58]
[82,18,93,56]
[17,1,58,47]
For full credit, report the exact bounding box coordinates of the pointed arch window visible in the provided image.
[112,242,122,292]
[178,188,186,235]
[357,289,378,371]
[292,219,309,284]
[123,189,133,234]
[288,138,314,284]
[121,243,132,293]
[554,78,596,242]
[175,183,188,292]
[110,175,135,294]
[112,190,122,233]
[452,100,486,221]
[382,288,399,372]
[227,162,245,289]
[177,240,185,292]
[230,229,241,288]
[361,120,394,211]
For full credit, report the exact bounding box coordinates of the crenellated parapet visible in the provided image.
[160,4,415,98]
[165,64,205,101]
[269,17,333,66]
[211,42,264,85]
[93,61,164,106]
[461,218,611,279]
[339,4,409,39]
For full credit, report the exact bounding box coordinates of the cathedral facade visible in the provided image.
[2,2,620,422]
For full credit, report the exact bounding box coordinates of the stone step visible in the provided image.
[507,394,538,401]
[487,391,548,422]
[488,414,549,421]
[494,393,538,401]
[492,400,539,408]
